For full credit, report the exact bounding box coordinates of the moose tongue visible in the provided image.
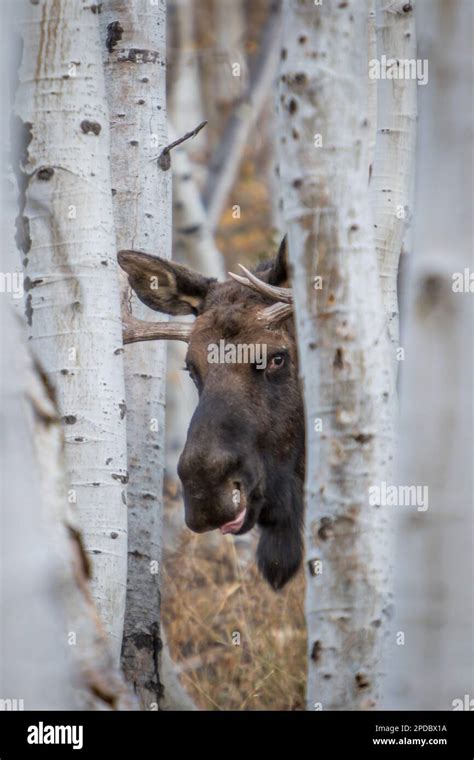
[219,508,247,535]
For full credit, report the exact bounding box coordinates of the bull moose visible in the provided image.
[118,238,304,590]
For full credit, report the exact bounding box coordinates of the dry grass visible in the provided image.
[162,485,307,711]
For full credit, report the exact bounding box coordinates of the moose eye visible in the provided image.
[266,353,286,372]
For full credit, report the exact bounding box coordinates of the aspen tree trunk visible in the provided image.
[371,0,417,349]
[0,298,137,710]
[1,10,73,709]
[2,124,134,710]
[277,0,393,710]
[13,0,128,664]
[0,300,76,710]
[367,0,377,178]
[368,1,417,580]
[386,0,473,709]
[1,313,137,710]
[99,0,170,709]
[367,9,417,699]
[1,0,22,316]
[1,20,75,697]
[169,0,206,164]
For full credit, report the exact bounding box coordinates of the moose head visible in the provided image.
[118,238,305,590]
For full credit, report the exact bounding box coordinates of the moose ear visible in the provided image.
[266,235,289,287]
[117,250,215,316]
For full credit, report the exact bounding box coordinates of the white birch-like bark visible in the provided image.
[386,0,473,709]
[0,300,76,710]
[1,11,73,709]
[1,23,75,697]
[169,0,206,164]
[367,0,377,179]
[99,0,170,709]
[0,303,136,710]
[369,3,417,553]
[1,176,134,710]
[370,0,417,349]
[20,331,137,710]
[277,0,393,710]
[13,0,128,664]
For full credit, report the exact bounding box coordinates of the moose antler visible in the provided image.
[228,264,293,303]
[228,264,293,326]
[258,301,293,326]
[121,291,192,344]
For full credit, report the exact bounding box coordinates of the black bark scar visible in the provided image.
[106,21,123,53]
